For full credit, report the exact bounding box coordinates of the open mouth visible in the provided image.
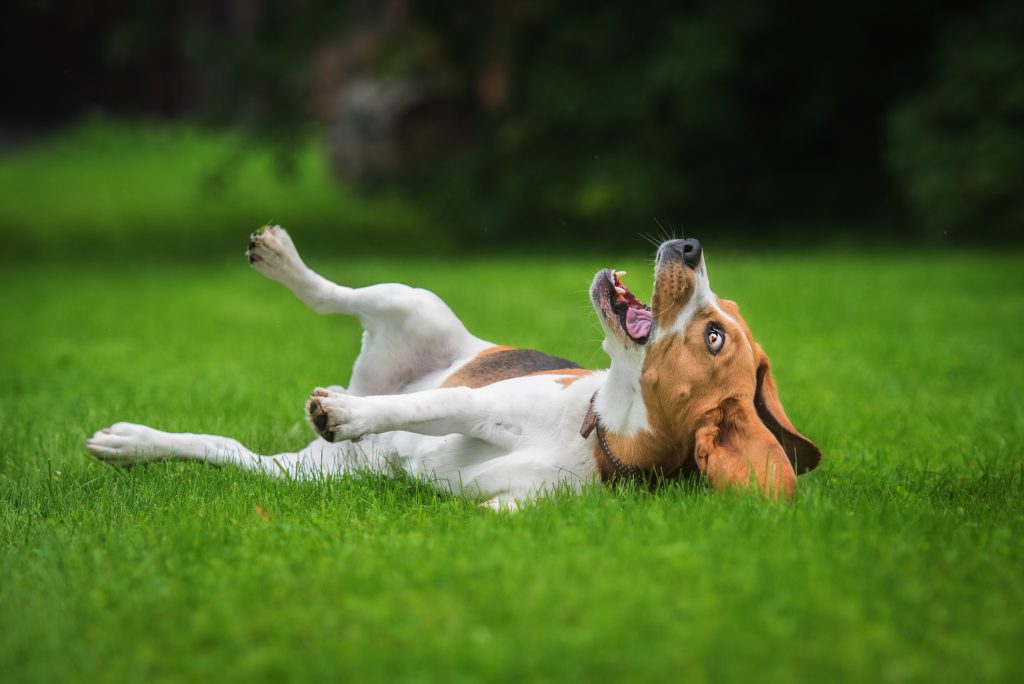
[605,269,653,344]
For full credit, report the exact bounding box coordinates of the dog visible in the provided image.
[86,226,820,508]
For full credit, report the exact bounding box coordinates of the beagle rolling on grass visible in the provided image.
[86,227,820,509]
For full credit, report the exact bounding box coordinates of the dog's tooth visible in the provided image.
[616,270,627,279]
[615,286,626,295]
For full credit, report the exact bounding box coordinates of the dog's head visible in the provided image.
[589,238,820,499]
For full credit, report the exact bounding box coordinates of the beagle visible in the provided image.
[86,227,820,508]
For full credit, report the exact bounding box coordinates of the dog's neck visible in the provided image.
[594,344,650,436]
[584,345,692,479]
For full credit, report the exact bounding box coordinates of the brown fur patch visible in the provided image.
[649,261,696,331]
[477,345,516,356]
[601,304,772,487]
[442,347,583,389]
[526,367,593,388]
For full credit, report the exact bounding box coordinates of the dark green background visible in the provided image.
[3,0,1022,250]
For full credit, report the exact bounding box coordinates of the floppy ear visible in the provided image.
[715,299,821,475]
[694,404,797,500]
[753,353,821,474]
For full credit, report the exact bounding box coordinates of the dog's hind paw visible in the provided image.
[246,225,306,283]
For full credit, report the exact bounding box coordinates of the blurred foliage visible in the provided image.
[3,0,1023,244]
[405,0,772,245]
[887,3,1024,241]
[0,120,436,260]
[406,0,1024,244]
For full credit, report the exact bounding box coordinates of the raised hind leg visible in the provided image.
[246,226,490,395]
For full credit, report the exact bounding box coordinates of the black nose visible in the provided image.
[666,238,702,268]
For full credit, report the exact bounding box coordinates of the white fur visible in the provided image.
[594,341,650,435]
[87,227,624,508]
[704,257,738,327]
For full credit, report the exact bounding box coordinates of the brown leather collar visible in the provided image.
[580,391,648,483]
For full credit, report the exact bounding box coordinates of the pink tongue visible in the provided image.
[626,307,652,339]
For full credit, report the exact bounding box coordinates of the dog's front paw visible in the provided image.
[246,225,305,283]
[85,422,172,465]
[306,388,375,443]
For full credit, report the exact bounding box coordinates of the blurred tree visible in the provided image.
[887,1,1024,241]
[3,0,1020,242]
[398,0,988,243]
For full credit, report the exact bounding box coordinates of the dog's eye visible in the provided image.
[705,325,725,355]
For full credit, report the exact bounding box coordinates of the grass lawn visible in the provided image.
[1,245,1022,683]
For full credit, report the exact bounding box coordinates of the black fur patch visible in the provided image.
[443,348,582,389]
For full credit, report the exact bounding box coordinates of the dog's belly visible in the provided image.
[440,346,582,389]
[372,428,594,500]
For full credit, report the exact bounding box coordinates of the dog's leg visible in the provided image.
[85,423,374,478]
[304,386,596,505]
[246,225,364,316]
[245,225,490,395]
[305,386,521,448]
[245,225,468,327]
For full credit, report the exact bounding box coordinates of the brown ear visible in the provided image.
[754,354,821,474]
[694,406,797,500]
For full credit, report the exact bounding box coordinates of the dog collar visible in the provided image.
[580,391,647,482]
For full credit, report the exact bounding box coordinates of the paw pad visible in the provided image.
[306,398,335,443]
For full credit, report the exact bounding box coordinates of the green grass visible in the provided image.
[1,248,1023,683]
[0,120,436,260]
